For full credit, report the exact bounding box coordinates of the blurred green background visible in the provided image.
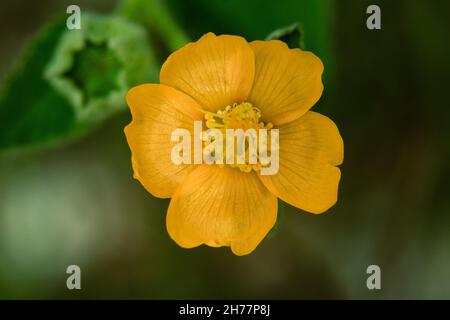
[1,0,450,299]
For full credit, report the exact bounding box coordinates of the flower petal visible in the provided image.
[160,32,255,112]
[167,165,277,255]
[248,40,324,125]
[259,111,343,214]
[125,84,203,198]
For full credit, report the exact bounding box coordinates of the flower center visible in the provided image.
[202,102,274,173]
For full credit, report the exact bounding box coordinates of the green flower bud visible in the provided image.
[45,13,157,125]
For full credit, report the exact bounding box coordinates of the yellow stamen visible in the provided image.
[202,102,274,173]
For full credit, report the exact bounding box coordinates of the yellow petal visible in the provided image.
[160,32,255,112]
[125,84,203,198]
[259,111,343,214]
[248,40,324,126]
[166,165,277,255]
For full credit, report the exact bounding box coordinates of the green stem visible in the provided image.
[118,0,190,51]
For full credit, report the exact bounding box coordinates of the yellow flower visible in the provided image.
[125,33,343,256]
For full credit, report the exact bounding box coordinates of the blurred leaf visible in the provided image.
[166,0,332,56]
[0,13,157,151]
[119,0,190,52]
[0,19,71,150]
[266,23,304,49]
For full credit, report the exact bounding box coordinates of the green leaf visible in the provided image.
[118,0,190,52]
[0,13,157,151]
[0,19,72,150]
[266,22,304,49]
[166,0,332,54]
